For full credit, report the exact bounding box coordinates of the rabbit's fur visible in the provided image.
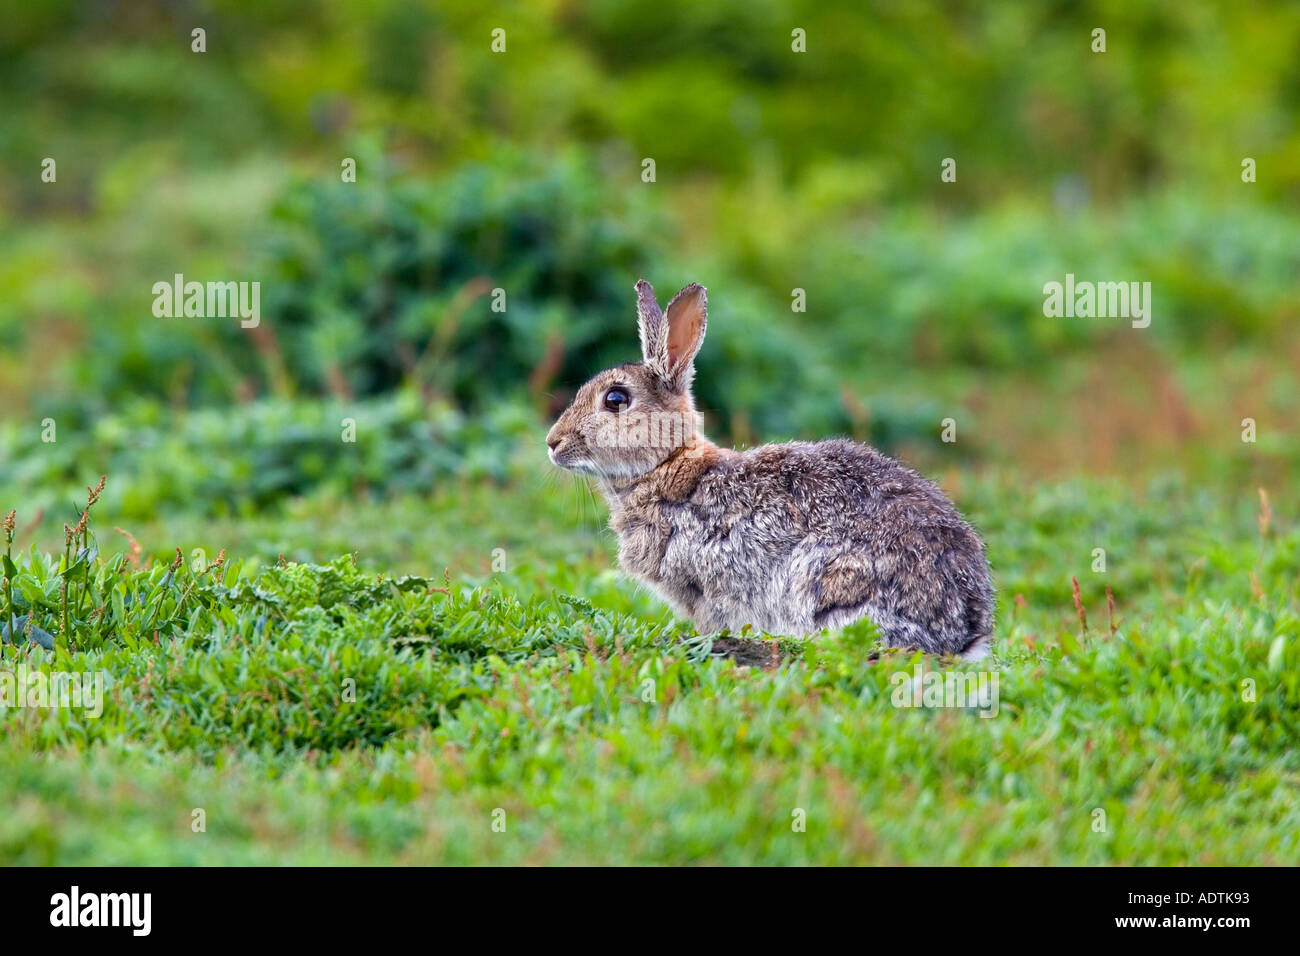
[546,280,995,660]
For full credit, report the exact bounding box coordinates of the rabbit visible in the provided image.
[545,280,996,661]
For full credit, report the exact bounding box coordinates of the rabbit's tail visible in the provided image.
[958,634,993,662]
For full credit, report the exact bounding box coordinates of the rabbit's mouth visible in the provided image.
[548,445,601,476]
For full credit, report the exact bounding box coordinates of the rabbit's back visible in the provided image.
[612,438,994,656]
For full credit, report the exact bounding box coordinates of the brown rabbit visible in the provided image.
[546,280,995,660]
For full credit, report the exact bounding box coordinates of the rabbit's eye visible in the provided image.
[603,387,630,412]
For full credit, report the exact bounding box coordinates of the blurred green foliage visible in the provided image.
[4,153,1297,459]
[4,0,1298,206]
[1,393,534,519]
[2,0,1298,442]
[256,151,658,403]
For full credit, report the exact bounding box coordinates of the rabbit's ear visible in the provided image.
[661,283,707,389]
[635,279,666,368]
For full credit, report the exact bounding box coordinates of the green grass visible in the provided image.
[2,462,1297,864]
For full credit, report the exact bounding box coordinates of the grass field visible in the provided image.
[3,447,1296,865]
